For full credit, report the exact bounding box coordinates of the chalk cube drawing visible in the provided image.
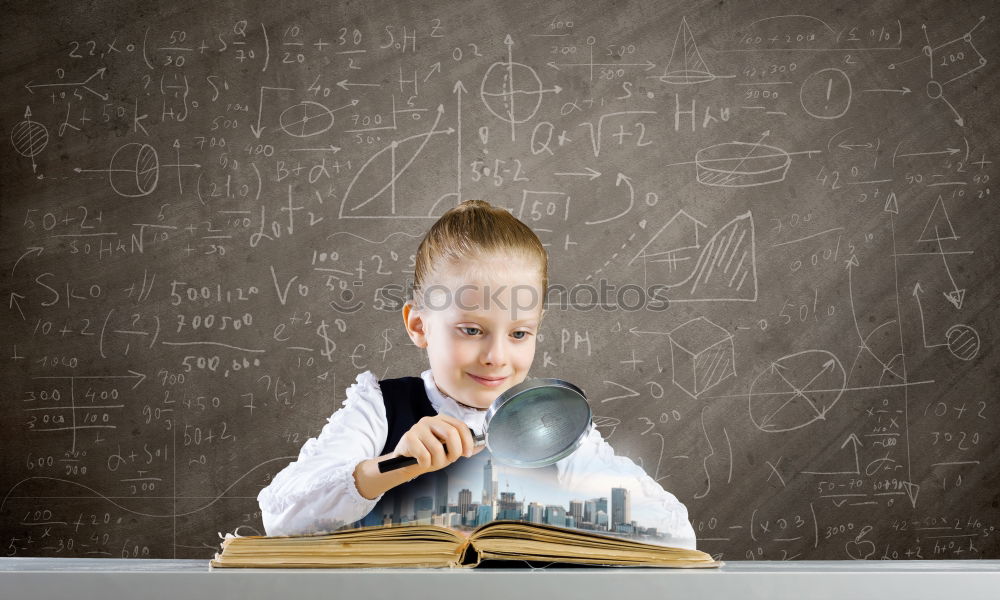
[668,317,735,398]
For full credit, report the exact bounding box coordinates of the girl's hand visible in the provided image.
[392,414,484,475]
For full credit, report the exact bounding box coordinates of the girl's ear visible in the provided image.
[402,300,429,348]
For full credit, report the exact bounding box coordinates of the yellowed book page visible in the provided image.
[475,550,720,568]
[210,553,459,568]
[470,521,711,557]
[478,538,711,563]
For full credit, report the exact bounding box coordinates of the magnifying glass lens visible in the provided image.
[487,387,591,465]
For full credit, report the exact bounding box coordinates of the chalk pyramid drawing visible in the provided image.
[656,17,718,84]
[631,211,757,302]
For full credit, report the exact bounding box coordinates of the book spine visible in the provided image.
[455,538,481,567]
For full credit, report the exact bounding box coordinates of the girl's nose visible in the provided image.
[482,335,507,365]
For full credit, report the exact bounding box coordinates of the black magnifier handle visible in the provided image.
[378,431,485,473]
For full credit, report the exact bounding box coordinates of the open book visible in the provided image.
[210,520,721,568]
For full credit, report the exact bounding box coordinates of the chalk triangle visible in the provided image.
[917,196,958,243]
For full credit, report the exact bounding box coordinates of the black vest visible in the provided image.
[377,376,438,458]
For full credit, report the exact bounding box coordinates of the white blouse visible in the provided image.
[257,369,698,549]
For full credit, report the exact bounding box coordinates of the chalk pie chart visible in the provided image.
[695,141,791,187]
[748,350,846,433]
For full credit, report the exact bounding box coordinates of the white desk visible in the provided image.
[2,558,998,599]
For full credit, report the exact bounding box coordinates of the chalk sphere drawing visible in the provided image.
[946,324,980,361]
[10,119,48,158]
[480,62,545,126]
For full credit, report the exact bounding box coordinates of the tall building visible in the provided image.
[527,502,545,524]
[482,459,498,506]
[497,491,522,520]
[458,488,472,519]
[434,469,448,514]
[611,487,630,530]
[595,497,608,516]
[584,500,596,523]
[475,503,494,527]
[544,505,566,527]
[569,500,583,522]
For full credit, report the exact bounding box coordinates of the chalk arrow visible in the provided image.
[554,167,601,180]
[9,292,26,320]
[883,192,899,214]
[861,87,911,94]
[11,246,44,276]
[944,289,966,310]
[336,79,381,90]
[901,481,920,508]
[837,141,874,151]
[127,369,147,389]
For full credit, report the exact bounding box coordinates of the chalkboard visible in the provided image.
[2,0,998,561]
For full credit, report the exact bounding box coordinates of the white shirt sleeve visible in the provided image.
[556,424,699,550]
[257,371,388,536]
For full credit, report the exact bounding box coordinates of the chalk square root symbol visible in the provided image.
[668,317,736,398]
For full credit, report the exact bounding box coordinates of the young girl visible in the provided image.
[257,200,698,550]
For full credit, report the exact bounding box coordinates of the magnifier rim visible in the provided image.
[483,377,592,468]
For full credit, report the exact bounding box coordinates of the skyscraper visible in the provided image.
[458,488,472,519]
[527,502,545,524]
[482,459,497,506]
[569,500,583,522]
[434,469,448,515]
[595,497,608,516]
[611,487,630,530]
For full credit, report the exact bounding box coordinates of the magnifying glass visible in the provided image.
[378,378,591,472]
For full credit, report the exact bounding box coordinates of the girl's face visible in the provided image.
[403,257,544,410]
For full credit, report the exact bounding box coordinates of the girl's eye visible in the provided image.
[512,331,531,340]
[460,326,481,336]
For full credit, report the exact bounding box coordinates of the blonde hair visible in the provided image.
[411,200,548,311]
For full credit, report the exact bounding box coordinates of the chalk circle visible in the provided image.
[747,349,846,433]
[279,101,335,138]
[946,324,980,361]
[109,142,159,197]
[695,141,790,187]
[11,120,49,158]
[800,68,852,120]
[480,61,544,125]
[926,80,943,100]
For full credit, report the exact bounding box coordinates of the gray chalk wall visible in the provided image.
[2,0,998,561]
